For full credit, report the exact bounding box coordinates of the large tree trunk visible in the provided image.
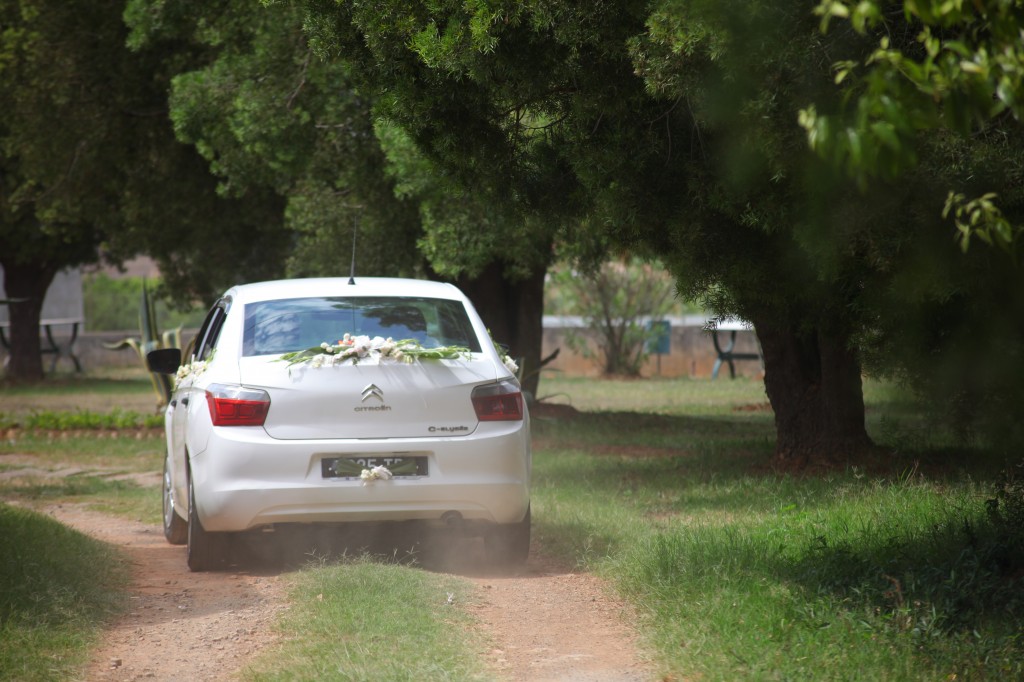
[457,261,546,400]
[751,315,873,468]
[2,262,57,382]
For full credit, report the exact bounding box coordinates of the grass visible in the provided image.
[0,367,159,419]
[0,366,163,520]
[0,503,129,682]
[0,429,163,523]
[245,556,488,681]
[0,368,164,521]
[530,375,1024,680]
[1,371,1022,680]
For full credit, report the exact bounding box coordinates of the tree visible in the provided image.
[125,0,423,281]
[0,1,289,381]
[0,1,137,380]
[549,257,676,377]
[127,0,556,397]
[796,0,1024,450]
[374,122,555,395]
[295,0,882,464]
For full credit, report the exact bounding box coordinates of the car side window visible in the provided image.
[192,298,230,362]
[197,308,226,361]
[189,309,217,363]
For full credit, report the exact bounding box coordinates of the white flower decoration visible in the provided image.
[174,359,208,386]
[360,465,393,485]
[503,355,519,375]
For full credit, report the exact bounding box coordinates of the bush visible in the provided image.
[83,273,205,332]
[547,257,682,376]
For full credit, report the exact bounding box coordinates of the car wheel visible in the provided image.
[162,453,187,545]
[187,473,225,571]
[485,505,530,566]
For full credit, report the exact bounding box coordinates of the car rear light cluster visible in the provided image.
[206,383,271,426]
[471,380,524,421]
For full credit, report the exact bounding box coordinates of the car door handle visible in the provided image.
[182,397,189,406]
[170,399,177,407]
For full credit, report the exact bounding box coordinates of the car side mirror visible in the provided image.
[147,348,182,375]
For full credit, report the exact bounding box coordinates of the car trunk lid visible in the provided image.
[238,355,496,440]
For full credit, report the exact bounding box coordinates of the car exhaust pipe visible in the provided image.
[441,510,464,527]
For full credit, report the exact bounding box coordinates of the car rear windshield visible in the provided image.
[241,296,483,357]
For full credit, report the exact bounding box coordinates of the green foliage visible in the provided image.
[804,0,1024,261]
[375,121,553,281]
[0,504,128,682]
[126,0,424,282]
[83,273,206,332]
[548,257,678,376]
[944,190,1022,264]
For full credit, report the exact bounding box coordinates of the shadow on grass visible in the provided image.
[533,409,777,453]
[784,514,1024,638]
[531,403,1024,664]
[607,476,1024,675]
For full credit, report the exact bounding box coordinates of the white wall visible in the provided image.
[0,267,84,323]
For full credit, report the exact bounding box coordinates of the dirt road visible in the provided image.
[42,504,653,682]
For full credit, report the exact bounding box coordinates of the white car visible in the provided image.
[147,277,531,571]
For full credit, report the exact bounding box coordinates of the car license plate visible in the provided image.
[321,456,427,479]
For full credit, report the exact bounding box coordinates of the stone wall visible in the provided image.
[539,316,763,379]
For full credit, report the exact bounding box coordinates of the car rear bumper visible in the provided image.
[189,423,531,532]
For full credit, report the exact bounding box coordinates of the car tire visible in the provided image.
[187,472,226,571]
[162,453,187,545]
[485,505,530,566]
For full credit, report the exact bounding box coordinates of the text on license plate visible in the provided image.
[321,456,427,479]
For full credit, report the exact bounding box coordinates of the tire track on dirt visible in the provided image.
[42,503,654,682]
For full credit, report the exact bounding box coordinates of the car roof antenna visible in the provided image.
[348,213,358,285]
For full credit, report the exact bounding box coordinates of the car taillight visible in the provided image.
[206,384,270,427]
[472,380,524,421]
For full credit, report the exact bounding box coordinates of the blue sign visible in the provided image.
[646,320,671,355]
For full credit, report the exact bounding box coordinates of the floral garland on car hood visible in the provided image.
[278,333,469,368]
[277,332,519,374]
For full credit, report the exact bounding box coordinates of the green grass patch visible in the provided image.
[244,556,486,682]
[537,374,774,416]
[0,431,163,524]
[0,408,163,430]
[0,371,159,419]
[0,503,129,682]
[0,374,153,398]
[0,475,161,524]
[531,376,1023,680]
[0,431,163,470]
